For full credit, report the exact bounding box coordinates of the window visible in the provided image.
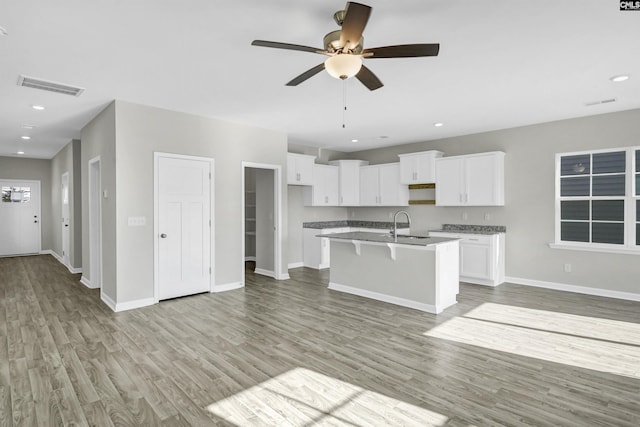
[1,186,31,203]
[555,147,638,252]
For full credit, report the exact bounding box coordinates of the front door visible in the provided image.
[157,156,211,300]
[0,180,41,256]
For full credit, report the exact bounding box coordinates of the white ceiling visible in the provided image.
[1,0,639,159]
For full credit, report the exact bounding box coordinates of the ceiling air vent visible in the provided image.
[17,75,84,97]
[584,98,616,107]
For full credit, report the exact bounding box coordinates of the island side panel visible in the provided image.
[328,240,439,312]
[434,240,460,311]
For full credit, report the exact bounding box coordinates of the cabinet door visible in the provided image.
[325,166,340,205]
[460,241,491,280]
[360,166,380,206]
[296,156,315,185]
[465,154,502,206]
[338,162,361,205]
[379,163,408,206]
[415,153,440,183]
[287,154,298,184]
[435,157,465,206]
[399,156,418,184]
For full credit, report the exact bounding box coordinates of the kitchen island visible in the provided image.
[318,232,460,314]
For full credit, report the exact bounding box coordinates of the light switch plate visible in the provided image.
[128,216,146,227]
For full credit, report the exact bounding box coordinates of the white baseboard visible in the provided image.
[211,281,244,293]
[115,298,155,312]
[42,249,83,275]
[254,268,275,278]
[80,276,99,289]
[101,293,117,311]
[288,262,304,269]
[100,292,155,312]
[505,276,640,302]
[328,282,447,314]
[68,266,82,274]
[277,273,291,280]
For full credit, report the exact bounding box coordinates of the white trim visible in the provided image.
[328,282,446,314]
[241,162,284,287]
[288,262,304,269]
[211,281,244,293]
[154,152,215,303]
[505,276,640,302]
[101,293,117,311]
[61,171,71,268]
[88,156,103,293]
[80,276,98,289]
[49,249,64,264]
[254,268,275,278]
[114,298,155,312]
[549,242,640,255]
[68,266,82,274]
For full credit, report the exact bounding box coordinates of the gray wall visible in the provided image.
[344,109,640,294]
[113,100,288,303]
[81,102,117,301]
[0,156,53,251]
[50,140,82,268]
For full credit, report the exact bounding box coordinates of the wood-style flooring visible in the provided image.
[1,255,639,426]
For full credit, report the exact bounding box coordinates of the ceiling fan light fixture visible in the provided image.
[325,54,362,80]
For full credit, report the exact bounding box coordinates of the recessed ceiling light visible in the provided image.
[351,139,359,142]
[610,75,630,83]
[16,151,25,155]
[21,136,31,140]
[22,124,35,129]
[434,122,444,127]
[0,26,7,36]
[31,105,45,110]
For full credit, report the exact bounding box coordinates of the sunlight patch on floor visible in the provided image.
[206,367,449,426]
[425,303,640,378]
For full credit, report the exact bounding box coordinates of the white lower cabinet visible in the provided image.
[429,231,505,286]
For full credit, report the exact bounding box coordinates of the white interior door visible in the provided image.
[61,172,70,266]
[158,156,211,300]
[0,180,41,256]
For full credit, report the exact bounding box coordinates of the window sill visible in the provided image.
[549,243,640,255]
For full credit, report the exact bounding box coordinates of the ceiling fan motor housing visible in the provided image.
[323,30,363,54]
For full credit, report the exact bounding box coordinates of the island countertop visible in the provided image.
[317,231,458,247]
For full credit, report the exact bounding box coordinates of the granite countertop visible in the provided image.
[304,220,410,229]
[430,224,506,235]
[316,231,458,247]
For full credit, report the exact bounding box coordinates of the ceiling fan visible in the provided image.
[251,2,440,91]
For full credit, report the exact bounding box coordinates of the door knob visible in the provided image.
[160,233,167,238]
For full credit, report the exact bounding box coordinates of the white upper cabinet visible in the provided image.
[303,164,339,206]
[435,151,505,206]
[287,153,315,185]
[398,151,444,184]
[329,160,369,206]
[359,163,409,206]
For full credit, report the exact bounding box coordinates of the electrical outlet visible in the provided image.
[484,213,491,221]
[563,263,572,273]
[351,211,355,218]
[389,212,393,220]
[128,216,146,227]
[462,212,468,221]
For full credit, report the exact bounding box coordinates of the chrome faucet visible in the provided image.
[392,210,411,238]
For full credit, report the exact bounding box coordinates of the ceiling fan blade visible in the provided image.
[356,65,383,91]
[286,63,326,86]
[339,2,372,51]
[363,44,440,58]
[251,40,327,55]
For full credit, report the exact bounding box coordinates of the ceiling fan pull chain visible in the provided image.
[342,80,347,128]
